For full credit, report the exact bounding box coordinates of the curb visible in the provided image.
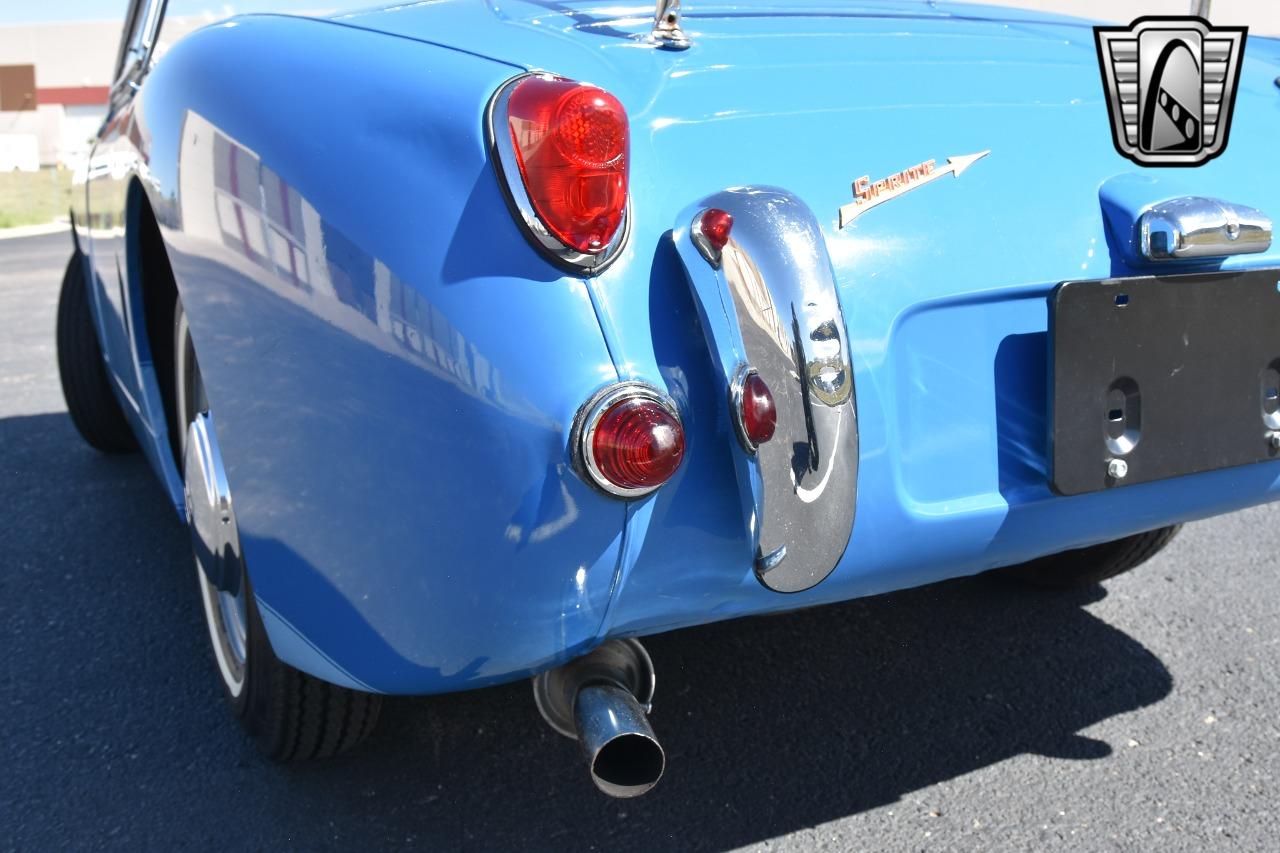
[0,220,71,241]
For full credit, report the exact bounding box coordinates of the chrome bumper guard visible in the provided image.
[675,187,858,593]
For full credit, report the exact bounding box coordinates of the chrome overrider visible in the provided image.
[1139,196,1272,261]
[681,188,858,594]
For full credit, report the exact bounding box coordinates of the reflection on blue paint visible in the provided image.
[76,5,1280,694]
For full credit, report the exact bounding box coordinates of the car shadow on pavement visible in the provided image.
[2,412,1174,851]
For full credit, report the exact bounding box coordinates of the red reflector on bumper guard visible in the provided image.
[731,365,776,452]
[740,372,777,448]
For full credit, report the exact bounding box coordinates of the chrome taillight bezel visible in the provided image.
[486,71,631,276]
[571,381,683,499]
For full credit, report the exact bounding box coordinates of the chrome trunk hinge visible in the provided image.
[651,0,691,50]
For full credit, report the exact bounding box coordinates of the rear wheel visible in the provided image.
[999,525,1182,588]
[175,300,382,759]
[55,251,137,453]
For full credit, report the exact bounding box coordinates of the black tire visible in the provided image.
[55,251,138,453]
[175,299,382,760]
[236,579,384,761]
[999,525,1182,588]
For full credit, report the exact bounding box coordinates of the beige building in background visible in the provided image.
[0,16,205,171]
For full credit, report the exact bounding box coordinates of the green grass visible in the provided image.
[0,167,74,229]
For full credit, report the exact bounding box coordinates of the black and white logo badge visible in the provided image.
[1095,17,1246,167]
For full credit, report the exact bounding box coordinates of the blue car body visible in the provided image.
[75,1,1280,694]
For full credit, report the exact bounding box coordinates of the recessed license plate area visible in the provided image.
[1051,268,1280,496]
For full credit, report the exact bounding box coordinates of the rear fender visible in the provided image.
[131,16,627,693]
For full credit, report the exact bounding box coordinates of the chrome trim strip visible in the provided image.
[485,72,631,276]
[682,188,859,593]
[572,381,682,499]
[1139,196,1272,261]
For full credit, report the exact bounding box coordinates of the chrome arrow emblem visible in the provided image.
[838,150,990,228]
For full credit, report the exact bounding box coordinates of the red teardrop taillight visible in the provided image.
[577,384,685,498]
[494,74,630,269]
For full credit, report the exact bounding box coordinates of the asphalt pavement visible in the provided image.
[2,230,1277,851]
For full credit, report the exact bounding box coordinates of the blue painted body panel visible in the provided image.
[83,1,1280,693]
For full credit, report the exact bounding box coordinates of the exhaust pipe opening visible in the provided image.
[575,684,666,798]
[591,733,665,794]
[533,639,664,798]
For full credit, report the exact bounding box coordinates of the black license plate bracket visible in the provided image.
[1051,267,1280,496]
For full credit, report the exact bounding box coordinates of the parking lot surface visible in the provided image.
[2,230,1276,851]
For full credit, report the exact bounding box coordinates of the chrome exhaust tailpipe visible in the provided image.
[574,684,665,798]
[533,639,665,798]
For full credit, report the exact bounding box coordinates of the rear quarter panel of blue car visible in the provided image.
[110,17,647,692]
[86,5,1280,693]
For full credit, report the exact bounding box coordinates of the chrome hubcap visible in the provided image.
[185,411,249,691]
[178,311,249,696]
[212,585,249,675]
